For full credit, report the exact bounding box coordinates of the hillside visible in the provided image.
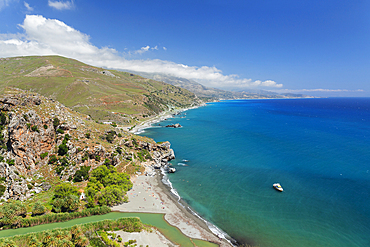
[0,89,176,202]
[0,56,202,125]
[123,71,310,100]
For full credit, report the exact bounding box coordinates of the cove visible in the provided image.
[0,212,217,247]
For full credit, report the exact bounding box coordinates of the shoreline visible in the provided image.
[115,104,235,246]
[129,104,206,134]
[112,170,233,247]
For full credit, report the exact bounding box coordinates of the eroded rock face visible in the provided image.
[0,93,176,201]
[7,110,55,174]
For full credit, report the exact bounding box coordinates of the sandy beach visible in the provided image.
[128,105,205,134]
[112,170,233,247]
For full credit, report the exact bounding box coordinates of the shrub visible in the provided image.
[31,125,39,132]
[43,124,48,129]
[85,132,91,139]
[53,183,80,199]
[40,152,48,159]
[73,166,91,182]
[7,159,15,166]
[56,128,64,134]
[0,184,6,197]
[105,131,116,143]
[0,112,7,125]
[32,202,46,216]
[53,117,60,129]
[58,143,68,156]
[48,155,58,164]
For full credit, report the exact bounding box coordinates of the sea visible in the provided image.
[139,98,370,247]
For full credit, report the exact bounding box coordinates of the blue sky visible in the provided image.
[0,0,369,96]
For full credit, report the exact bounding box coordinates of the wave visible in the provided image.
[177,163,188,166]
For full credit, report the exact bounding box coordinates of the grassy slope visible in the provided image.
[0,56,200,125]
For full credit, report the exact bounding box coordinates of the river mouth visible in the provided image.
[0,212,217,247]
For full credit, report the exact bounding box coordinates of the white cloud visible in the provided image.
[24,1,33,11]
[163,47,167,50]
[135,45,150,54]
[0,15,283,89]
[48,0,74,10]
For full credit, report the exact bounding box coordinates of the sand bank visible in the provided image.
[112,171,232,247]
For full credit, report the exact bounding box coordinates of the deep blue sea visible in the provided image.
[140,98,370,247]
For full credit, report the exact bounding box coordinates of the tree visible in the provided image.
[58,143,68,156]
[73,166,91,182]
[53,183,80,199]
[53,117,60,129]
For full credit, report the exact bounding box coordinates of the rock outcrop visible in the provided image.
[0,91,177,201]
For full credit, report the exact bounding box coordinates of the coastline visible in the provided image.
[112,171,233,247]
[129,104,205,134]
[115,104,234,246]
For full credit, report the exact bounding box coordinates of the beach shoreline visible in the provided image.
[112,169,233,247]
[128,104,206,134]
[114,104,235,246]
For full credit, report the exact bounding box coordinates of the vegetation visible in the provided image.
[0,56,201,125]
[86,165,132,207]
[57,134,70,156]
[0,217,144,247]
[73,166,91,182]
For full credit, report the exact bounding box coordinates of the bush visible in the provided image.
[53,183,80,199]
[73,166,91,182]
[31,125,39,132]
[40,152,48,159]
[53,117,60,129]
[0,185,6,197]
[43,124,48,129]
[56,128,64,134]
[0,112,7,125]
[48,155,58,164]
[105,131,116,143]
[7,159,15,166]
[32,202,46,216]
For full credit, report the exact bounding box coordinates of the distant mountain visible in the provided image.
[121,71,311,100]
[0,56,202,125]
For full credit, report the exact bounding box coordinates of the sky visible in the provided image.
[0,0,369,96]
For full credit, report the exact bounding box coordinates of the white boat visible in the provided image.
[273,183,283,192]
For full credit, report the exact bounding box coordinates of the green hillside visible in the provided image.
[0,56,202,125]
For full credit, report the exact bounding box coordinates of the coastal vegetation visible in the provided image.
[0,217,144,247]
[0,56,218,246]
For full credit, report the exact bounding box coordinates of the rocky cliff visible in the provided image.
[0,89,176,201]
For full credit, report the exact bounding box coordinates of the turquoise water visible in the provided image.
[140,98,370,247]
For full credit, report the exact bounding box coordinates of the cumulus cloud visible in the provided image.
[0,15,282,89]
[48,0,74,10]
[24,2,33,11]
